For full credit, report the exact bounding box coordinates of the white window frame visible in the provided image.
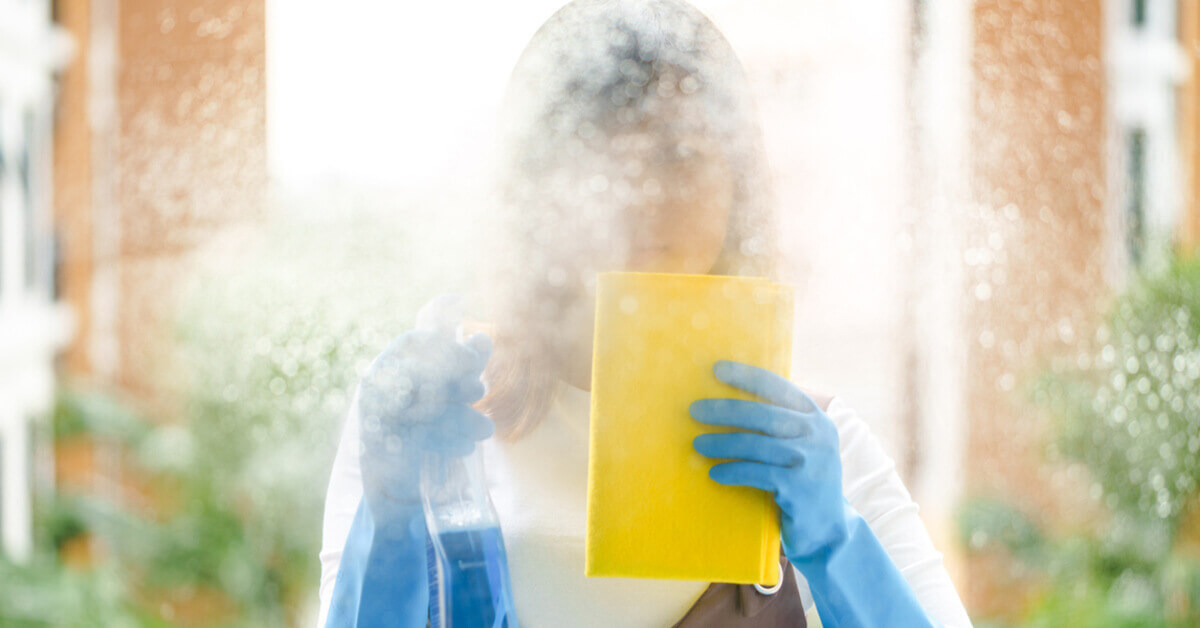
[0,0,73,563]
[1106,0,1189,273]
[905,0,972,535]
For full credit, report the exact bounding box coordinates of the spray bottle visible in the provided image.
[417,294,518,628]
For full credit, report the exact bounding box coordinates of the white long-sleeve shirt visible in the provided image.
[318,377,973,627]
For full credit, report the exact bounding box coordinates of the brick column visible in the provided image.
[965,0,1111,616]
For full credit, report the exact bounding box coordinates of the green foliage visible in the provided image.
[958,497,1198,626]
[9,213,475,626]
[0,553,164,628]
[957,499,1046,567]
[1031,253,1200,527]
[959,251,1200,627]
[155,213,464,622]
[52,386,151,444]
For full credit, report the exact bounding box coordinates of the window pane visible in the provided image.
[1126,127,1147,264]
[21,108,35,291]
[0,98,6,299]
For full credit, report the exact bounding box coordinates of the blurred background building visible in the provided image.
[2,0,1199,625]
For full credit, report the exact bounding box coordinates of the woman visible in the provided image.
[319,0,973,625]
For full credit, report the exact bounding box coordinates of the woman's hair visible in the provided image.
[470,0,784,441]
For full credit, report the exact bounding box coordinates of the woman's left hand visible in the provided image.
[689,360,849,563]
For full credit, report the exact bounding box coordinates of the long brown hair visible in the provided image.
[470,0,785,441]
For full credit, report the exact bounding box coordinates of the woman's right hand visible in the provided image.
[355,294,495,523]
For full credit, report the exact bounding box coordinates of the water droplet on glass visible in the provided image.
[974,282,993,301]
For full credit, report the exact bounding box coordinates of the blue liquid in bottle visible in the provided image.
[428,526,515,627]
[423,447,519,628]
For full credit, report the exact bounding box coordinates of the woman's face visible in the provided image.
[611,128,734,274]
[552,125,734,281]
[549,124,736,390]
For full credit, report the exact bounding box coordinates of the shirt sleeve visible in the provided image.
[317,384,365,628]
[806,395,973,627]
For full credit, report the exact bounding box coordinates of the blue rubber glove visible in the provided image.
[326,294,495,628]
[690,360,939,628]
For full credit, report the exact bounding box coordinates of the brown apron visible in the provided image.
[672,388,834,627]
[673,549,807,627]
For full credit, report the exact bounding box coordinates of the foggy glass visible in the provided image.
[4,0,1199,625]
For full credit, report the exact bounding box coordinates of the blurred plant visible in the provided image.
[1036,253,1200,526]
[147,214,465,624]
[959,497,1200,627]
[14,212,473,626]
[0,551,159,628]
[959,250,1200,627]
[153,210,470,623]
[0,389,160,627]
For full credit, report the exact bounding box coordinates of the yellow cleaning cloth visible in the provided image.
[585,271,795,586]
